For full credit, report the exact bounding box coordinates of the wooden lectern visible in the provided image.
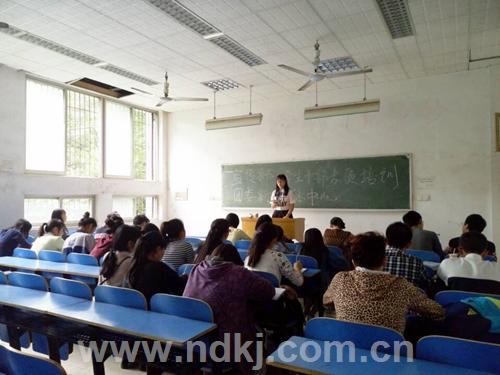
[241,217,305,241]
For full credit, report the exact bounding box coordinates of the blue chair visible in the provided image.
[150,294,214,322]
[305,318,408,355]
[38,250,65,280]
[286,254,319,269]
[417,336,500,373]
[13,248,37,259]
[286,242,302,253]
[185,237,203,251]
[254,271,279,287]
[238,249,248,262]
[485,255,497,262]
[435,290,500,306]
[26,235,36,245]
[406,249,440,263]
[327,246,344,258]
[49,277,92,300]
[94,285,147,310]
[8,272,47,291]
[177,264,194,276]
[0,342,67,375]
[0,271,6,285]
[235,240,251,250]
[66,253,98,286]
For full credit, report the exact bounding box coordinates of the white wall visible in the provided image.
[0,64,168,228]
[167,68,498,246]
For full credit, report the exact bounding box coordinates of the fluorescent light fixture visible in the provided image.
[376,0,414,39]
[209,35,266,66]
[304,99,380,120]
[100,64,159,86]
[202,78,240,91]
[92,61,109,67]
[317,57,359,73]
[206,113,263,130]
[203,32,224,40]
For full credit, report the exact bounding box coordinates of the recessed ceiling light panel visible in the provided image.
[317,57,360,73]
[201,78,241,91]
[376,0,414,39]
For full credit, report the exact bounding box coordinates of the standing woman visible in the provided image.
[270,174,295,219]
[51,209,69,240]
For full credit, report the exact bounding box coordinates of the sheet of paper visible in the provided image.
[273,287,286,300]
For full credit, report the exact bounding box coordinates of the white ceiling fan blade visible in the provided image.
[298,79,315,91]
[168,97,209,102]
[155,98,167,107]
[278,64,311,77]
[322,68,373,79]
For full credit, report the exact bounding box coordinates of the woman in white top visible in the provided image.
[245,222,303,286]
[270,174,295,219]
[31,219,65,251]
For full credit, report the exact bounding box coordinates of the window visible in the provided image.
[112,196,157,220]
[132,109,156,180]
[105,101,132,177]
[24,197,94,224]
[66,91,102,177]
[26,80,65,172]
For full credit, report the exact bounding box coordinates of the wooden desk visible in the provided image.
[242,217,305,241]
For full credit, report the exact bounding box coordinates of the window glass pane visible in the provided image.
[66,91,102,177]
[24,198,60,224]
[61,198,93,223]
[105,102,132,176]
[26,80,65,172]
[132,109,154,180]
[112,197,134,218]
[112,196,156,219]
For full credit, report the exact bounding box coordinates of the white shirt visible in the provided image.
[437,253,500,285]
[270,189,296,211]
[245,249,303,286]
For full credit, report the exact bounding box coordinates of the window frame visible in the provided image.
[24,195,96,226]
[111,195,159,221]
[24,76,159,181]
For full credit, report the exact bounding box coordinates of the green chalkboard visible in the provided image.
[222,155,411,209]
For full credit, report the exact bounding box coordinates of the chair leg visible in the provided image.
[47,337,61,363]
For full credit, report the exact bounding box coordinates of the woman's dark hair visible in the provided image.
[247,222,277,267]
[211,243,243,266]
[195,219,230,263]
[38,219,64,237]
[142,223,160,234]
[13,219,32,237]
[51,209,66,223]
[100,225,141,281]
[330,217,346,229]
[350,232,386,269]
[78,212,97,228]
[104,213,124,235]
[255,214,272,230]
[386,222,412,249]
[133,214,150,227]
[275,174,290,195]
[225,213,240,228]
[128,231,166,287]
[160,219,185,243]
[275,224,284,241]
[302,228,328,265]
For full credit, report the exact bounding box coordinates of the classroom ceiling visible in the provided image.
[0,0,499,112]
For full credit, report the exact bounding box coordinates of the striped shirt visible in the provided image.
[162,239,195,271]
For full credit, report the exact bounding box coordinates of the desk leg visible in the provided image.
[48,337,61,363]
[91,339,106,375]
[7,325,21,350]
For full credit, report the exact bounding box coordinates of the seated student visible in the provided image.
[194,219,230,264]
[245,223,303,287]
[448,214,496,256]
[161,219,195,271]
[128,231,185,303]
[62,212,97,255]
[51,209,69,240]
[402,210,444,259]
[0,219,32,257]
[90,213,124,260]
[184,243,274,374]
[438,232,500,288]
[323,232,445,335]
[132,214,150,231]
[99,225,141,287]
[272,225,293,254]
[31,220,65,252]
[323,217,353,266]
[226,213,250,244]
[141,223,160,234]
[254,214,272,231]
[384,222,429,288]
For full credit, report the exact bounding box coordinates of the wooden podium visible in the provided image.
[241,217,305,241]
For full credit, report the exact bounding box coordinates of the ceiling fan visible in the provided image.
[278,41,372,91]
[132,72,209,107]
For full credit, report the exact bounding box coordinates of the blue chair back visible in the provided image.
[286,242,302,253]
[67,253,98,266]
[185,237,203,251]
[177,264,194,276]
[435,290,500,306]
[235,240,251,250]
[26,235,36,245]
[8,272,47,291]
[50,277,92,300]
[0,342,67,375]
[484,255,497,262]
[38,250,65,263]
[13,248,37,259]
[406,249,440,263]
[254,271,279,287]
[150,294,214,322]
[94,285,147,310]
[238,249,248,262]
[417,336,500,373]
[327,246,344,258]
[0,272,6,284]
[286,254,318,268]
[305,318,407,355]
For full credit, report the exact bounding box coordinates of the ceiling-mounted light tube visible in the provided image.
[203,32,224,40]
[304,99,380,120]
[206,113,263,130]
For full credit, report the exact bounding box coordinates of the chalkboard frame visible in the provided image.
[221,153,413,211]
